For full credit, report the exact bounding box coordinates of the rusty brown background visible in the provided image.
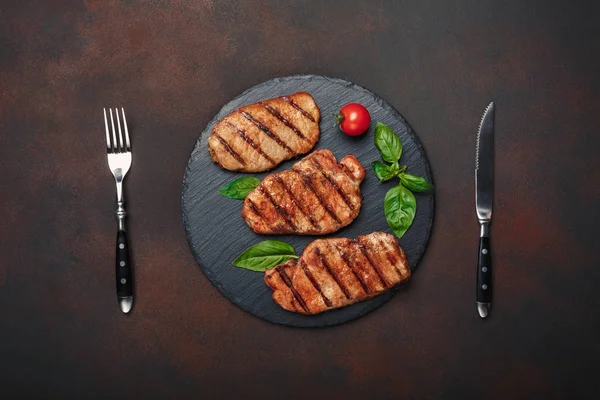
[1,0,599,398]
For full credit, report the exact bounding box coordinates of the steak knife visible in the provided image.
[475,102,494,318]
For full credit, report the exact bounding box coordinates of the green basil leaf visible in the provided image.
[219,177,261,199]
[372,161,399,182]
[374,122,402,163]
[384,184,417,239]
[400,173,434,193]
[233,240,298,272]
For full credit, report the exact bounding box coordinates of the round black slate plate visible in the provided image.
[182,75,434,327]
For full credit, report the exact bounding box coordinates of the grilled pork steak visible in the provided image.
[208,92,320,172]
[264,232,411,314]
[242,149,366,235]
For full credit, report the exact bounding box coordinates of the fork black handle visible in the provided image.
[116,230,134,300]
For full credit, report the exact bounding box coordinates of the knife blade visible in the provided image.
[475,102,494,318]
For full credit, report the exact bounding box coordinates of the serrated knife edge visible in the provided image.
[475,101,495,170]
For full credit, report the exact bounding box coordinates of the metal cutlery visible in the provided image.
[475,102,494,318]
[104,108,134,314]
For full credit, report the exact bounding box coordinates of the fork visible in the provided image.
[104,108,134,313]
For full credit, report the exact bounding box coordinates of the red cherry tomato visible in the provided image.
[335,103,371,136]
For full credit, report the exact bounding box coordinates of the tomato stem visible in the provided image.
[332,112,345,126]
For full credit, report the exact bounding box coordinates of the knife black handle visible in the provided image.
[116,230,134,298]
[476,236,492,303]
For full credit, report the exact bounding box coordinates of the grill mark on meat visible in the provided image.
[257,186,296,231]
[277,266,309,313]
[225,121,276,166]
[339,163,361,184]
[282,96,316,122]
[378,238,404,278]
[295,170,342,225]
[355,239,389,288]
[333,243,371,295]
[215,134,245,166]
[340,164,354,180]
[274,176,320,230]
[299,259,332,307]
[246,198,265,221]
[241,111,295,156]
[311,157,355,211]
[315,247,352,300]
[259,102,309,142]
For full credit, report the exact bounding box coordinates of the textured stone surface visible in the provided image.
[182,75,434,327]
[1,0,600,398]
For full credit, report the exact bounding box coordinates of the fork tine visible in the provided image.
[109,109,118,152]
[121,108,131,150]
[103,108,111,150]
[115,108,124,151]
